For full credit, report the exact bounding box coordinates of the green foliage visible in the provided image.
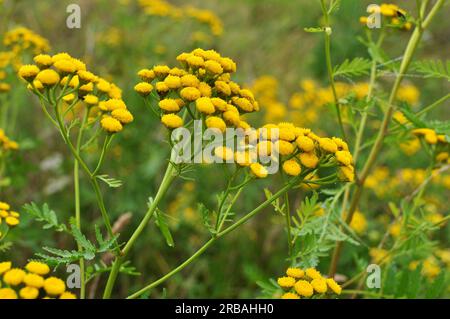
[23,202,68,232]
[35,220,118,266]
[333,57,372,78]
[96,175,123,188]
[414,60,450,81]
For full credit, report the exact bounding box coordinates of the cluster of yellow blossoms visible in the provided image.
[0,261,76,299]
[135,48,255,130]
[136,49,355,182]
[369,249,448,280]
[360,3,412,31]
[0,129,19,151]
[138,0,223,36]
[0,201,20,238]
[212,123,356,182]
[0,27,50,94]
[277,267,342,299]
[251,76,420,127]
[412,128,449,148]
[18,52,133,133]
[3,27,50,55]
[366,167,450,199]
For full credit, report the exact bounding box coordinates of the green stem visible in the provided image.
[126,177,301,299]
[74,110,88,299]
[320,0,347,140]
[328,0,445,277]
[102,158,177,299]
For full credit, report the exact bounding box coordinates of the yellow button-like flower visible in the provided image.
[296,135,315,152]
[101,116,123,133]
[281,292,300,299]
[326,278,342,295]
[283,160,301,176]
[205,60,223,75]
[286,267,304,279]
[275,140,295,156]
[205,116,226,133]
[5,216,19,226]
[25,261,50,275]
[180,87,201,101]
[298,152,319,169]
[311,278,328,294]
[111,109,134,124]
[340,165,355,182]
[164,75,181,89]
[180,74,200,88]
[34,54,53,68]
[0,201,10,210]
[159,98,180,112]
[335,150,353,166]
[277,276,296,288]
[305,268,321,280]
[83,94,99,106]
[319,138,338,153]
[44,277,66,295]
[59,292,77,299]
[161,114,183,129]
[19,286,39,299]
[250,163,268,178]
[134,82,153,96]
[0,288,18,299]
[196,97,215,115]
[35,69,60,86]
[3,268,26,286]
[24,273,45,288]
[137,69,155,82]
[294,280,313,297]
[54,59,77,74]
[18,64,40,81]
[153,65,171,78]
[0,261,12,274]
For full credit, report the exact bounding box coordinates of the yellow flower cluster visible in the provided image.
[136,48,256,130]
[348,210,368,235]
[229,122,356,182]
[0,27,50,94]
[0,261,76,299]
[19,52,133,134]
[138,0,223,36]
[0,201,20,238]
[277,267,342,299]
[251,77,373,126]
[3,27,50,56]
[366,167,450,199]
[0,129,19,151]
[412,128,448,146]
[360,3,412,31]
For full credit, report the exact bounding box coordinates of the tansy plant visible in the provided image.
[11,45,355,299]
[18,51,133,298]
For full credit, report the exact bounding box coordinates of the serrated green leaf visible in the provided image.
[333,58,372,78]
[154,209,174,247]
[96,175,123,188]
[70,220,96,253]
[414,60,450,81]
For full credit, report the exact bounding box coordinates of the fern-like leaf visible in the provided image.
[333,58,372,78]
[414,60,450,81]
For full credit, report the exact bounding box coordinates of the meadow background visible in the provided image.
[1,0,449,298]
